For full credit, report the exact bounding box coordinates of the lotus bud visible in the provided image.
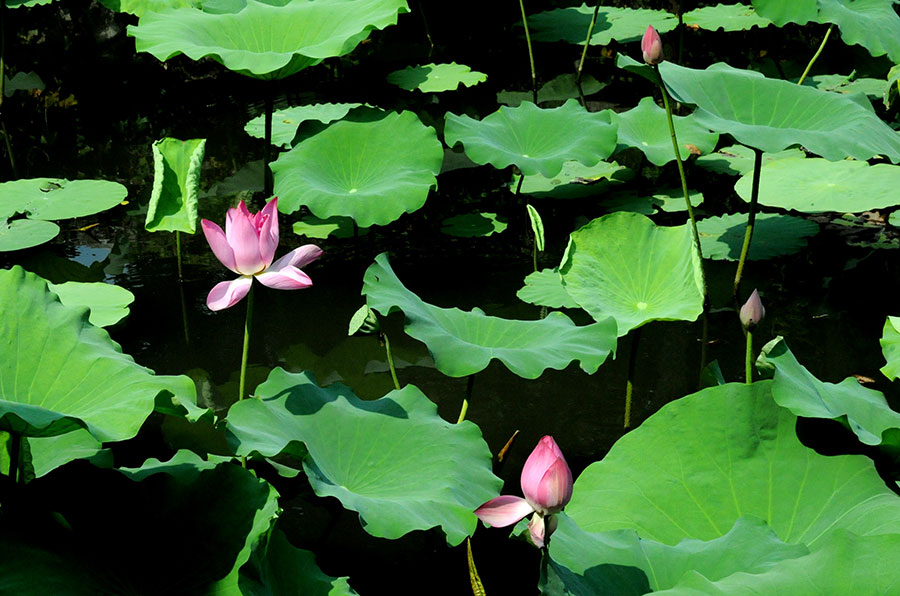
[641,25,664,66]
[740,289,765,330]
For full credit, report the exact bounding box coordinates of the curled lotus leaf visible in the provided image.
[817,0,900,64]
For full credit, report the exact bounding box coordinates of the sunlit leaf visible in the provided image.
[387,62,486,92]
[694,144,806,176]
[0,178,127,221]
[47,281,135,327]
[96,0,196,18]
[881,316,900,381]
[0,219,59,252]
[513,160,633,200]
[497,73,606,107]
[244,103,361,149]
[800,73,885,99]
[146,137,206,234]
[750,0,818,25]
[697,213,819,261]
[603,188,703,215]
[818,0,900,63]
[529,4,678,45]
[292,215,367,240]
[682,3,772,31]
[517,268,579,309]
[611,97,719,166]
[27,428,109,478]
[527,204,545,251]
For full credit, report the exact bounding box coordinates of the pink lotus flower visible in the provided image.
[201,198,322,311]
[474,436,573,548]
[641,25,664,65]
[740,288,765,330]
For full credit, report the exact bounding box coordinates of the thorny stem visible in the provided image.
[238,283,255,402]
[457,375,475,424]
[576,3,601,86]
[797,24,833,87]
[517,0,538,104]
[733,148,763,297]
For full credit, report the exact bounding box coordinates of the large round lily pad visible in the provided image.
[698,213,819,261]
[226,368,501,546]
[560,212,705,336]
[0,219,60,252]
[362,253,617,378]
[529,4,678,45]
[659,61,900,162]
[444,99,618,178]
[271,110,442,226]
[128,0,409,79]
[387,62,487,92]
[735,158,900,212]
[682,3,773,31]
[0,178,127,221]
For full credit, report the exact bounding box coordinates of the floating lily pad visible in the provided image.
[735,158,900,212]
[517,268,580,309]
[513,160,633,199]
[387,62,486,92]
[818,0,900,64]
[801,73,885,99]
[882,316,900,381]
[529,4,678,45]
[444,99,618,178]
[271,110,442,227]
[0,267,196,441]
[682,3,772,31]
[146,137,205,234]
[750,0,818,26]
[362,253,617,378]
[47,281,135,327]
[659,61,900,162]
[244,103,362,149]
[226,368,501,546]
[695,144,806,176]
[0,178,127,221]
[698,213,819,261]
[292,215,367,240]
[440,212,508,237]
[603,188,703,215]
[97,0,196,17]
[497,73,606,107]
[0,219,60,252]
[611,97,719,166]
[129,0,409,79]
[560,212,705,336]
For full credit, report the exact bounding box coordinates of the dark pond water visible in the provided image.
[5,1,900,594]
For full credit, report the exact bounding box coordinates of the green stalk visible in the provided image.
[414,0,434,56]
[175,231,184,281]
[575,3,601,86]
[457,375,475,424]
[745,328,753,384]
[7,431,19,485]
[732,148,763,297]
[237,283,255,402]
[517,0,538,104]
[178,277,190,346]
[624,327,642,429]
[382,332,401,390]
[797,24,833,87]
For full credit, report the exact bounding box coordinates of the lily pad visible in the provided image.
[0,218,60,252]
[513,160,633,199]
[444,99,618,178]
[146,137,206,234]
[226,368,501,546]
[271,110,442,227]
[128,0,409,79]
[244,103,362,149]
[560,212,705,336]
[818,0,900,64]
[659,61,900,162]
[0,266,196,441]
[497,73,606,107]
[697,213,819,261]
[603,188,704,215]
[387,62,486,92]
[440,212,508,237]
[735,158,900,212]
[47,281,135,327]
[881,316,900,381]
[750,0,818,26]
[362,253,617,378]
[529,4,678,45]
[97,0,196,18]
[292,215,367,240]
[27,428,109,478]
[682,3,772,31]
[801,72,886,99]
[611,96,719,166]
[695,144,806,176]
[517,268,580,309]
[0,178,127,221]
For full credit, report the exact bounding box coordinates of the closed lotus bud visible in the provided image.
[520,436,573,515]
[641,25,664,65]
[740,289,765,330]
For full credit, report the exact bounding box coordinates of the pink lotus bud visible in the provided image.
[641,25,664,65]
[740,289,765,329]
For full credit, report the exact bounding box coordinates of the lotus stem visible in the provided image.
[732,148,763,297]
[457,375,475,423]
[382,331,401,390]
[413,0,434,56]
[576,3,601,86]
[178,277,190,346]
[677,9,684,64]
[263,85,274,197]
[624,327,642,429]
[238,283,255,402]
[797,24,833,87]
[467,538,486,596]
[745,329,753,384]
[7,431,20,484]
[517,0,538,104]
[175,231,184,281]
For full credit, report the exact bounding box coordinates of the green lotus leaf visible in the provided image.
[292,215,367,239]
[128,0,409,79]
[659,61,900,162]
[750,0,818,25]
[226,368,502,545]
[0,178,127,221]
[567,382,900,546]
[0,455,278,594]
[271,110,442,226]
[0,218,59,252]
[611,97,719,166]
[97,0,196,18]
[513,160,633,199]
[560,212,705,336]
[5,0,56,7]
[387,62,486,93]
[682,3,772,31]
[46,281,135,327]
[145,137,206,234]
[362,253,617,378]
[244,103,362,148]
[698,213,819,261]
[3,71,44,96]
[885,64,900,108]
[695,144,806,176]
[239,527,357,595]
[497,73,606,107]
[735,158,900,212]
[550,515,808,593]
[529,4,678,45]
[603,188,703,215]
[615,53,662,86]
[517,268,580,309]
[0,266,196,441]
[762,337,900,447]
[818,0,900,63]
[881,316,900,381]
[27,428,110,478]
[444,99,618,178]
[655,531,900,595]
[801,73,885,99]
[440,212,508,237]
